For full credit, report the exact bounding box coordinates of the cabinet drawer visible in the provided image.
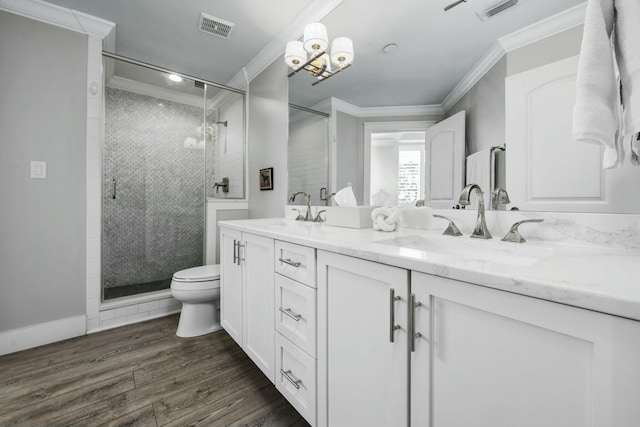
[276,274,316,357]
[276,333,317,426]
[275,241,316,287]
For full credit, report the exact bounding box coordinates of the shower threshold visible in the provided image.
[104,278,172,300]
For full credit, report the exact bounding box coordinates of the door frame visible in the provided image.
[363,121,435,205]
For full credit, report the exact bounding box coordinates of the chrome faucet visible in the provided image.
[458,184,492,239]
[288,192,312,221]
[491,186,511,210]
[213,177,229,193]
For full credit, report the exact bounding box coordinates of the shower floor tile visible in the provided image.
[103,278,171,300]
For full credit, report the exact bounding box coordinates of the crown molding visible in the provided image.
[226,0,344,89]
[442,2,586,113]
[0,0,115,39]
[331,97,443,118]
[499,2,586,52]
[441,42,506,113]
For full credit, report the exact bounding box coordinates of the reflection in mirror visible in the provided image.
[285,1,640,213]
[288,104,330,206]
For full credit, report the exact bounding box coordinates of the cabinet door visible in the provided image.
[317,251,408,427]
[242,233,275,382]
[220,227,243,346]
[411,271,640,427]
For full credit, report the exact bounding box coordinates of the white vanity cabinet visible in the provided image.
[219,227,275,382]
[317,250,409,427]
[411,272,640,427]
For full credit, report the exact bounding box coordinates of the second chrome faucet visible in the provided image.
[458,184,492,239]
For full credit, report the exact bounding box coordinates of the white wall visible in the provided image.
[0,12,87,331]
[248,59,289,219]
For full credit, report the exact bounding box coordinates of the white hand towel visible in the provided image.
[465,149,491,206]
[371,207,398,232]
[573,0,640,168]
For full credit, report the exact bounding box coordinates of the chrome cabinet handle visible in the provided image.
[279,307,302,321]
[278,257,301,268]
[280,369,302,389]
[409,293,422,352]
[389,288,401,343]
[233,240,238,264]
[237,243,244,265]
[112,178,116,200]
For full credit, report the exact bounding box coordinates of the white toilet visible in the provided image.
[170,264,222,338]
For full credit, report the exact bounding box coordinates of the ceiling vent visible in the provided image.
[199,13,234,39]
[476,0,526,21]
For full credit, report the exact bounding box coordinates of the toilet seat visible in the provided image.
[171,265,220,291]
[172,265,220,282]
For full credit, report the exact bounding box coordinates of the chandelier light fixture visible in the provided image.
[284,22,354,86]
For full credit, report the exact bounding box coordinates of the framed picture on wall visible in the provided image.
[259,167,273,191]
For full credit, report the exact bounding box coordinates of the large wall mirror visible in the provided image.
[287,0,640,214]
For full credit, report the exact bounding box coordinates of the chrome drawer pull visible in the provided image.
[390,288,401,343]
[409,293,422,352]
[280,369,302,389]
[279,307,302,321]
[279,257,301,268]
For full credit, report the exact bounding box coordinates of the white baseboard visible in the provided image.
[0,315,86,356]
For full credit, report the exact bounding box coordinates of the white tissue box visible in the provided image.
[325,206,375,228]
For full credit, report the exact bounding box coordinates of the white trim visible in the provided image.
[498,3,586,53]
[441,42,505,113]
[226,0,344,88]
[107,76,204,108]
[331,97,442,118]
[442,2,586,113]
[0,315,86,356]
[0,0,115,38]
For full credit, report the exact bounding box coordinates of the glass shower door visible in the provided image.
[102,57,206,300]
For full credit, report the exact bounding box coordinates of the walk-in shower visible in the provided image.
[101,54,245,301]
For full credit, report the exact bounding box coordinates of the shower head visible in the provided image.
[216,121,228,128]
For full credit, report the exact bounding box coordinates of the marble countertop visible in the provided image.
[219,217,640,322]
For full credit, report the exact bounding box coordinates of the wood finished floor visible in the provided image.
[0,315,310,427]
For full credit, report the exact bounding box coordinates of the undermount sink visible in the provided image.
[373,234,554,266]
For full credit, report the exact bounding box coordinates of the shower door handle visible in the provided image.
[112,178,116,200]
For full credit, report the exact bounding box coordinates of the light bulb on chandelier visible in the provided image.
[284,22,354,86]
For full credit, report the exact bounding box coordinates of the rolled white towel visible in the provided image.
[371,206,398,232]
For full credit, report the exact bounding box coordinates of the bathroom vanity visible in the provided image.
[219,217,640,427]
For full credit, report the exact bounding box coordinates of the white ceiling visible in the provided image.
[43,0,586,109]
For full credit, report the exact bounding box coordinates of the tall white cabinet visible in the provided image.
[317,251,409,427]
[220,228,275,382]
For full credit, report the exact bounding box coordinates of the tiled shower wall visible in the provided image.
[103,87,205,291]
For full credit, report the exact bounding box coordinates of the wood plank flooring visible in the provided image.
[0,315,310,427]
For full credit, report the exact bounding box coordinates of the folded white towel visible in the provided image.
[371,207,398,232]
[573,0,640,168]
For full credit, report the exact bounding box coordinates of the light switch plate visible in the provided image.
[30,161,47,179]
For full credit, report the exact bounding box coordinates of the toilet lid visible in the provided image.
[172,265,220,282]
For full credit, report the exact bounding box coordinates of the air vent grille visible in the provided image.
[199,13,234,39]
[477,0,525,20]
